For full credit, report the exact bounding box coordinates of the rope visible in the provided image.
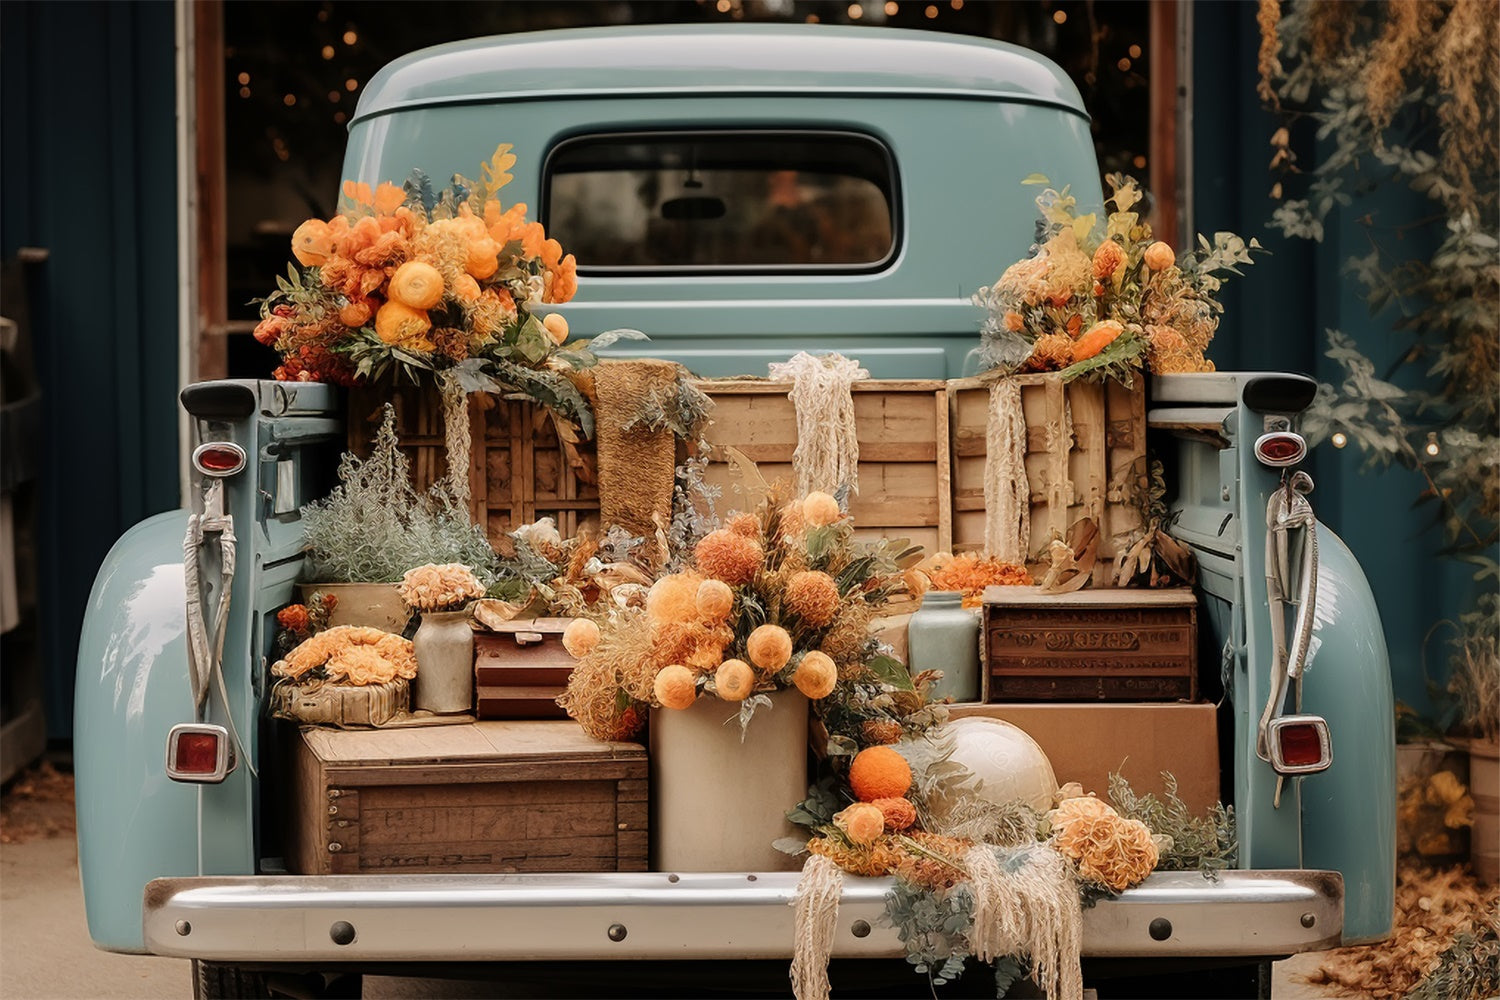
[964,845,1083,1000]
[439,372,471,514]
[769,352,868,497]
[789,853,844,1000]
[983,379,1031,562]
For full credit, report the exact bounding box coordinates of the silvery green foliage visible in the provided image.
[883,880,973,988]
[1107,771,1237,877]
[664,455,721,572]
[300,405,498,584]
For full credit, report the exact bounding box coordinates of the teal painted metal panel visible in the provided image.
[353,25,1090,125]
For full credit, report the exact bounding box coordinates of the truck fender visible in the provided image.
[75,509,199,953]
[1299,523,1397,944]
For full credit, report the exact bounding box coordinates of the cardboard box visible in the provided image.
[948,701,1221,814]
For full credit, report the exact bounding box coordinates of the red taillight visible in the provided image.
[1278,724,1324,767]
[192,442,247,477]
[1266,715,1332,775]
[1254,431,1307,468]
[165,724,234,783]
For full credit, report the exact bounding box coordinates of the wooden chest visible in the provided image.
[474,620,576,720]
[982,586,1197,702]
[283,721,647,875]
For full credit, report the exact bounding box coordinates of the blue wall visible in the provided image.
[1192,1,1485,718]
[1,1,182,738]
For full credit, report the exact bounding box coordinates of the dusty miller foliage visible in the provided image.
[1107,771,1238,877]
[300,405,498,584]
[1260,1,1498,738]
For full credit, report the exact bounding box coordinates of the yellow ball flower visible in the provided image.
[653,664,698,710]
[562,618,601,658]
[714,658,756,701]
[802,492,842,527]
[793,651,838,699]
[746,624,792,673]
[1144,241,1175,271]
[695,579,735,622]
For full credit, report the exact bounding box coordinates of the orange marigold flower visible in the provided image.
[374,300,431,345]
[695,529,764,586]
[872,797,917,831]
[518,221,546,260]
[277,604,311,633]
[353,230,409,270]
[373,181,406,215]
[785,571,840,627]
[465,237,501,280]
[543,254,578,304]
[253,315,293,347]
[342,180,373,206]
[451,274,481,302]
[388,261,445,310]
[834,802,886,846]
[1093,239,1126,281]
[291,219,334,267]
[339,299,374,329]
[335,215,382,259]
[540,237,564,271]
[849,746,913,802]
[1144,241,1175,271]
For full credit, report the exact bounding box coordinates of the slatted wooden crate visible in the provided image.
[948,374,1146,583]
[348,385,600,548]
[283,720,647,875]
[695,379,953,554]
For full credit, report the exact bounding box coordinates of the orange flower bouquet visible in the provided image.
[255,143,640,509]
[973,174,1265,382]
[557,490,920,741]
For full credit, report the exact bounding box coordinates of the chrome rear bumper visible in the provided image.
[144,869,1342,962]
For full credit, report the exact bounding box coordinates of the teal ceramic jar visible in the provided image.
[908,590,981,702]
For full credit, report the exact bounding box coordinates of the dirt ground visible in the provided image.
[0,760,1349,999]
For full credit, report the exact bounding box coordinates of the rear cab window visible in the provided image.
[543,130,899,274]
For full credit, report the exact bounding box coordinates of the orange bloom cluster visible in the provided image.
[926,553,1032,607]
[255,144,578,385]
[1048,794,1160,891]
[272,625,417,686]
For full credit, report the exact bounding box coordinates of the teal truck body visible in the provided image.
[75,24,1394,997]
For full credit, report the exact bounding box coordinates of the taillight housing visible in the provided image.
[192,441,247,477]
[1266,715,1333,775]
[1254,431,1307,468]
[165,723,235,783]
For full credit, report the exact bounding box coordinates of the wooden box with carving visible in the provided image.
[982,586,1197,702]
[283,721,647,875]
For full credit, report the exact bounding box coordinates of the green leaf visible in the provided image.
[772,837,810,856]
[582,328,650,353]
[1021,173,1051,186]
[514,316,552,365]
[867,655,915,692]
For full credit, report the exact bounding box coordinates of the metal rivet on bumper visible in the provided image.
[851,920,871,939]
[175,921,191,937]
[330,921,356,946]
[1148,917,1173,941]
[607,923,628,942]
[1301,912,1316,928]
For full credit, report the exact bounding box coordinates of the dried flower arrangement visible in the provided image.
[972,174,1264,382]
[919,552,1034,607]
[272,626,417,687]
[255,143,646,507]
[557,489,919,741]
[480,519,654,620]
[399,563,485,613]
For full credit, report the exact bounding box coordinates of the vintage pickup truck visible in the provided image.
[76,24,1395,999]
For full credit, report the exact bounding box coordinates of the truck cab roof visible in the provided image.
[353,24,1089,126]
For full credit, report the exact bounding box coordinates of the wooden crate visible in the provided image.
[348,385,600,548]
[474,620,575,720]
[696,379,953,554]
[283,720,647,875]
[982,586,1197,702]
[948,374,1145,582]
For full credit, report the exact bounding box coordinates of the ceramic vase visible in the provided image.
[908,590,981,702]
[412,609,475,714]
[649,688,808,872]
